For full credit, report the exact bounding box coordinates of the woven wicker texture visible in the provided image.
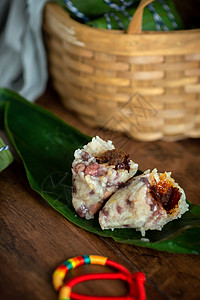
[43,2,200,141]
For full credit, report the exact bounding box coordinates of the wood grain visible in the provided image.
[0,86,200,299]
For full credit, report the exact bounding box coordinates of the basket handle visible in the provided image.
[127,0,155,34]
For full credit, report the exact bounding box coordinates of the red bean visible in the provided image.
[117,205,122,214]
[81,151,90,161]
[85,163,99,176]
[75,163,85,173]
[89,202,103,215]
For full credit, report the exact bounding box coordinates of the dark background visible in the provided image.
[174,0,200,29]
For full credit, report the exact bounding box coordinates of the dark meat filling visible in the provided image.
[150,185,181,212]
[96,149,130,171]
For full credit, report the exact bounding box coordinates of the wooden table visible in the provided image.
[0,86,200,300]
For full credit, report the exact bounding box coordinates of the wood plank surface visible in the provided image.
[0,86,200,300]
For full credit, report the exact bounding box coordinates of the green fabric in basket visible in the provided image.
[54,0,184,31]
[87,1,184,31]
[0,136,13,172]
[54,0,127,19]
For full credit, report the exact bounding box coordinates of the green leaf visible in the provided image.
[0,88,199,254]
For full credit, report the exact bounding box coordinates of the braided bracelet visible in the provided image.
[52,255,146,300]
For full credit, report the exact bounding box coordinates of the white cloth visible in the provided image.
[0,0,49,102]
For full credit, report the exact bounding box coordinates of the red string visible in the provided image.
[65,271,145,300]
[106,259,132,275]
[70,292,134,300]
[55,256,146,300]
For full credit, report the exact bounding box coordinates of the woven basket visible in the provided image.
[43,0,200,141]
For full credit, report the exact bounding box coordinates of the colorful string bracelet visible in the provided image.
[52,255,146,300]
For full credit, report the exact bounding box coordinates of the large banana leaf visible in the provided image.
[0,88,199,254]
